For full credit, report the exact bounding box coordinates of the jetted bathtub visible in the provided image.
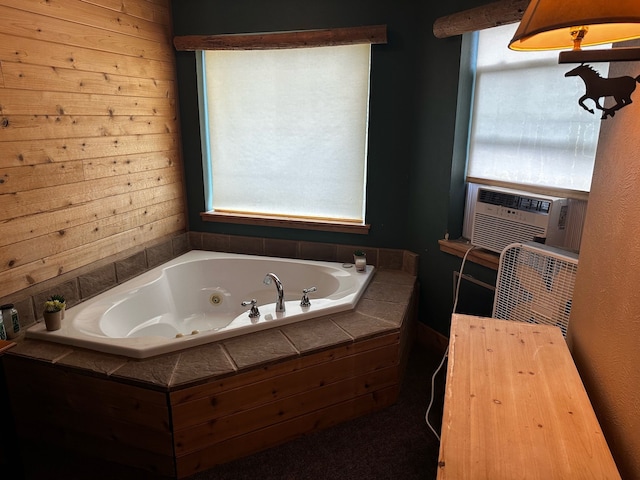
[26,250,376,358]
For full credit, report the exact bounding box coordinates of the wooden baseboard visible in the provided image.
[416,322,449,357]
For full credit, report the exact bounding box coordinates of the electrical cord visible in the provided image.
[425,342,448,441]
[425,244,476,442]
[452,245,475,315]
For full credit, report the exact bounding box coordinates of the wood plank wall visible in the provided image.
[0,0,186,298]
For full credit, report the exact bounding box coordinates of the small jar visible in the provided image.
[0,304,21,339]
[353,253,367,272]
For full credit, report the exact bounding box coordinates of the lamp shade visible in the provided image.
[509,0,640,51]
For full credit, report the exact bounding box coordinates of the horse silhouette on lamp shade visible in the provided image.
[565,64,640,120]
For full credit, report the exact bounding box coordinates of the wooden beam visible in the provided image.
[174,25,387,51]
[433,0,529,39]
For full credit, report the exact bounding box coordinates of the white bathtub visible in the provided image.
[26,250,376,358]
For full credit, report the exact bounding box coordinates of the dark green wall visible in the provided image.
[171,0,496,336]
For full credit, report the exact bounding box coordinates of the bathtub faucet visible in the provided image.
[263,273,285,313]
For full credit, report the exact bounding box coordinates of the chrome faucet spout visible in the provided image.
[263,273,285,312]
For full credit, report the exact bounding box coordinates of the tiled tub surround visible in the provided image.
[25,250,377,358]
[0,231,415,333]
[0,233,191,333]
[2,237,418,478]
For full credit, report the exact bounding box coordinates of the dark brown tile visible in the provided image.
[362,281,415,305]
[229,235,264,256]
[378,248,404,270]
[188,231,203,250]
[8,340,74,363]
[264,238,299,259]
[354,298,407,326]
[58,349,128,376]
[330,310,396,339]
[371,269,417,286]
[172,234,190,256]
[147,240,173,268]
[79,263,117,299]
[281,318,352,352]
[222,329,298,370]
[169,343,236,388]
[403,250,419,275]
[202,232,230,252]
[12,297,35,330]
[111,353,180,388]
[115,251,147,283]
[299,242,337,262]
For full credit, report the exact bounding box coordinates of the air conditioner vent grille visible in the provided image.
[478,189,551,214]
[473,213,546,254]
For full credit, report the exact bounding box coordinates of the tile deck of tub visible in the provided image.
[6,269,417,392]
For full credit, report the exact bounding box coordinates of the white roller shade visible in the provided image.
[467,23,608,193]
[201,44,371,222]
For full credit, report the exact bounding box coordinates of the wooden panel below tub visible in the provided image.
[171,334,403,478]
[177,384,399,477]
[3,356,175,477]
[3,309,413,478]
[171,336,400,427]
[177,365,399,455]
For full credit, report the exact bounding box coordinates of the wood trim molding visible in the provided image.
[438,238,499,270]
[417,322,449,355]
[201,211,371,235]
[433,0,529,39]
[174,25,387,51]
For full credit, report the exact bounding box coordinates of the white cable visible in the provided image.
[425,344,448,441]
[425,245,476,442]
[452,245,475,315]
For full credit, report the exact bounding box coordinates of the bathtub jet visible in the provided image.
[26,250,375,358]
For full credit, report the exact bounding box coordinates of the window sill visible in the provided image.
[201,211,371,235]
[438,238,499,270]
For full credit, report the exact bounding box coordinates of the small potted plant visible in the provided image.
[43,295,66,331]
[49,294,66,319]
[353,250,367,272]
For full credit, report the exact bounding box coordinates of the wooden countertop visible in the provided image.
[437,314,620,480]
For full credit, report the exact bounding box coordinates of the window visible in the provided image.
[460,24,611,250]
[466,23,609,195]
[197,44,372,230]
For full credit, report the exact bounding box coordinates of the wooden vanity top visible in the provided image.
[437,314,620,480]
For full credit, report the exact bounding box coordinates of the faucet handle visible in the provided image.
[300,286,317,307]
[241,299,260,318]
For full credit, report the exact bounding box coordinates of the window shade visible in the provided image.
[466,24,608,194]
[201,44,371,222]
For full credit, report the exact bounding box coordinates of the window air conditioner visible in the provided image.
[470,186,568,254]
